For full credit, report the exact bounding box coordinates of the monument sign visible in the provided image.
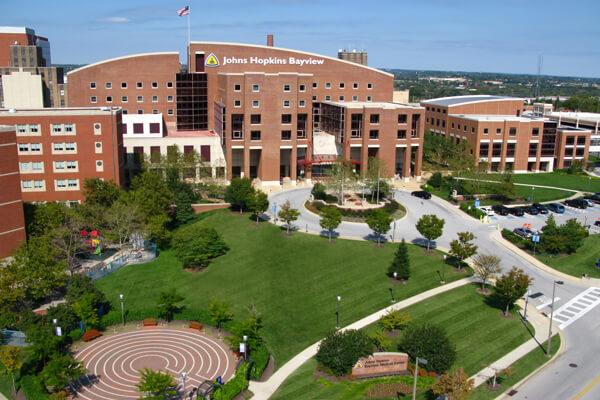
[352,352,409,378]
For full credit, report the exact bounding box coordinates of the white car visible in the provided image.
[479,206,495,216]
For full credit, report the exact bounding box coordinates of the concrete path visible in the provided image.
[249,277,477,400]
[0,392,7,400]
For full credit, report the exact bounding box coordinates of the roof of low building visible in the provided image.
[421,95,521,107]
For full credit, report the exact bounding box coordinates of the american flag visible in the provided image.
[177,5,190,16]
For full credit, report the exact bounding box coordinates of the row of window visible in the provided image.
[230,129,416,141]
[90,81,174,89]
[233,95,374,109]
[91,95,173,103]
[16,123,103,136]
[479,142,586,158]
[121,109,173,116]
[123,123,161,135]
[18,142,104,154]
[21,179,80,191]
[234,82,373,92]
[19,161,79,171]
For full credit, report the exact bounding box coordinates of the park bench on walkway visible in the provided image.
[189,321,203,331]
[142,318,158,327]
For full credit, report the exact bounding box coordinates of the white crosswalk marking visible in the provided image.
[551,287,600,329]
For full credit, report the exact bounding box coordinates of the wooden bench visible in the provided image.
[143,318,158,327]
[189,321,203,331]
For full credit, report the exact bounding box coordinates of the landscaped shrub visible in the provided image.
[172,223,229,269]
[428,172,443,188]
[459,202,485,219]
[316,329,373,376]
[68,329,84,343]
[311,183,327,201]
[220,363,249,400]
[365,382,412,398]
[309,199,403,220]
[399,323,456,374]
[252,342,271,378]
[19,375,49,400]
[82,329,102,342]
[501,228,533,250]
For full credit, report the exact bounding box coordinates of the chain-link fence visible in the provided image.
[1,329,28,346]
[86,242,157,282]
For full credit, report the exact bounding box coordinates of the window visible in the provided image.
[496,128,502,134]
[472,127,475,133]
[167,109,173,115]
[122,96,128,102]
[369,130,379,139]
[66,161,77,169]
[20,162,30,170]
[398,114,407,124]
[370,114,380,124]
[281,130,291,140]
[167,95,173,102]
[339,82,345,89]
[353,83,358,89]
[29,124,39,133]
[152,81,158,88]
[167,81,173,88]
[532,128,539,136]
[64,124,74,132]
[22,181,32,189]
[105,82,112,89]
[283,84,290,92]
[250,130,261,141]
[325,95,331,101]
[31,167,44,176]
[17,124,27,133]
[68,179,78,188]
[299,84,306,92]
[137,96,143,102]
[325,82,331,89]
[313,96,317,101]
[464,125,467,132]
[577,136,586,145]
[106,96,112,102]
[352,96,358,101]
[136,82,143,88]
[252,84,259,92]
[56,180,66,188]
[283,100,290,107]
[52,124,62,133]
[528,142,538,157]
[137,109,143,114]
[367,83,373,89]
[442,121,446,128]
[299,100,306,107]
[366,96,372,102]
[133,123,144,134]
[479,143,490,157]
[312,82,318,88]
[121,82,127,89]
[251,114,261,124]
[152,95,158,102]
[234,84,241,91]
[506,143,516,157]
[252,100,259,108]
[281,114,292,124]
[457,124,461,130]
[397,130,406,139]
[509,127,517,136]
[90,96,97,103]
[65,142,76,151]
[53,143,63,151]
[483,128,489,134]
[30,143,41,152]
[90,82,96,89]
[153,109,159,115]
[234,100,241,107]
[339,96,344,101]
[150,123,160,134]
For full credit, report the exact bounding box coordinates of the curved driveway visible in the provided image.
[268,187,600,400]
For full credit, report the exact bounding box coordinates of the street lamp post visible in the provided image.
[120,294,125,326]
[243,335,248,360]
[546,280,564,357]
[392,272,398,302]
[392,219,397,243]
[181,371,187,395]
[412,357,428,400]
[441,255,446,284]
[531,186,535,202]
[52,319,57,336]
[336,296,341,329]
[523,289,531,321]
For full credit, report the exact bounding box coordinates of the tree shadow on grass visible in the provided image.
[363,233,389,244]
[410,238,437,250]
[319,230,340,240]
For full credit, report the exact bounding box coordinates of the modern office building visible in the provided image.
[548,111,600,156]
[0,125,26,258]
[422,95,590,172]
[0,107,125,203]
[68,38,425,184]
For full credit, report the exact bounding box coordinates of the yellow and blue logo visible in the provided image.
[354,361,364,369]
[205,53,220,67]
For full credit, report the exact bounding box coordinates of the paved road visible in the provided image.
[268,188,600,399]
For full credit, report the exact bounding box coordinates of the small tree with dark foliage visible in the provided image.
[316,329,373,376]
[495,267,532,316]
[399,323,456,374]
[449,232,478,270]
[246,190,269,223]
[388,239,410,279]
[156,289,184,322]
[366,209,392,246]
[172,224,229,270]
[432,367,474,400]
[278,200,300,234]
[319,206,342,243]
[135,368,177,400]
[225,177,254,213]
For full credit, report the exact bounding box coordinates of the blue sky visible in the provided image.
[3,0,600,78]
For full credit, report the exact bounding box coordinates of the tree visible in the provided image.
[135,368,177,400]
[495,267,532,316]
[472,254,502,292]
[366,209,392,246]
[319,206,342,243]
[415,214,445,252]
[379,309,411,331]
[105,199,145,250]
[311,182,327,201]
[316,329,373,376]
[66,274,106,310]
[172,224,229,269]
[46,304,79,335]
[278,200,300,234]
[209,299,233,330]
[156,289,184,322]
[170,180,198,225]
[246,190,269,223]
[225,177,254,213]
[25,324,66,368]
[130,172,174,245]
[428,172,443,188]
[388,239,410,279]
[365,156,391,202]
[50,206,87,275]
[39,354,86,393]
[72,294,99,331]
[561,218,588,254]
[449,232,478,269]
[0,345,22,393]
[369,329,391,351]
[25,201,65,238]
[82,178,122,208]
[431,367,475,400]
[399,323,456,374]
[225,311,264,357]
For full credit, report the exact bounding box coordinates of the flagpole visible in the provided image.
[187,2,191,72]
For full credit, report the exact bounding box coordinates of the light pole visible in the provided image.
[441,255,446,284]
[181,371,187,395]
[546,280,564,357]
[243,335,248,360]
[412,357,428,400]
[531,186,535,202]
[52,318,57,336]
[392,219,397,243]
[336,296,341,329]
[392,272,398,302]
[523,289,531,321]
[120,294,125,326]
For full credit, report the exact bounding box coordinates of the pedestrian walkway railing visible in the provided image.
[1,329,28,346]
[86,242,157,282]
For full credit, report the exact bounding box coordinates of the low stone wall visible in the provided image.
[191,203,231,213]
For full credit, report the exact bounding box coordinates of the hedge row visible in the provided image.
[19,375,49,400]
[221,363,249,400]
[501,228,534,250]
[459,202,486,219]
[311,200,402,218]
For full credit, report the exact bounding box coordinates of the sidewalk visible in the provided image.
[248,276,477,400]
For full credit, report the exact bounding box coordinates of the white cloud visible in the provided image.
[100,17,130,23]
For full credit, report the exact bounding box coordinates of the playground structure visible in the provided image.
[80,229,104,256]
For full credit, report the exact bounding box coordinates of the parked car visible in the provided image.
[479,206,495,216]
[595,220,600,227]
[565,199,588,209]
[513,227,534,238]
[547,203,565,213]
[508,207,525,216]
[411,190,431,199]
[532,203,549,214]
[584,194,600,204]
[492,204,510,216]
[523,205,539,215]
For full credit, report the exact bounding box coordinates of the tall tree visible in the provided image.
[325,159,357,205]
[365,156,391,202]
[366,209,392,246]
[130,172,174,246]
[495,267,532,316]
[225,177,254,213]
[278,200,300,234]
[156,289,184,322]
[246,190,269,223]
[82,178,122,208]
[388,239,410,279]
[209,299,234,330]
[472,254,502,292]
[39,354,86,393]
[135,368,177,400]
[0,345,23,394]
[72,294,100,331]
[105,199,145,250]
[51,207,87,275]
[319,206,342,243]
[415,214,445,252]
[431,367,475,400]
[449,232,478,269]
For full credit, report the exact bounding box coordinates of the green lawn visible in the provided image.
[95,210,468,368]
[427,181,570,204]
[484,172,600,193]
[537,234,600,278]
[272,284,533,399]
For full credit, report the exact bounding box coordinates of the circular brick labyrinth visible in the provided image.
[72,327,235,400]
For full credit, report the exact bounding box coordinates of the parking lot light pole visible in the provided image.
[120,294,125,326]
[523,289,531,321]
[546,280,564,357]
[441,255,446,284]
[392,272,398,302]
[532,186,535,202]
[336,296,341,329]
[243,335,248,360]
[181,371,187,395]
